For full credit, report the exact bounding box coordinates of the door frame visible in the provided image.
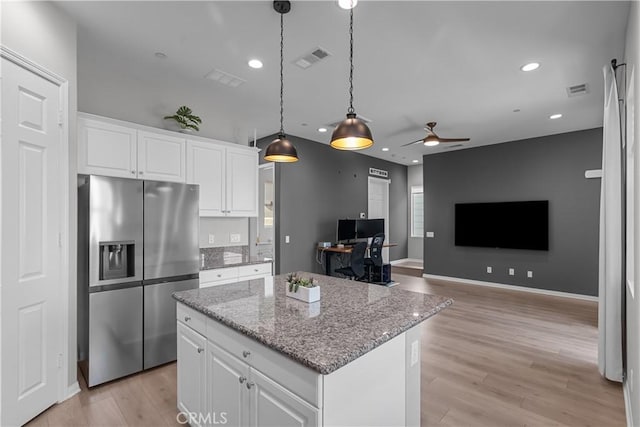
[367,176,391,260]
[0,45,77,409]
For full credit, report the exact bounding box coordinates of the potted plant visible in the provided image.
[285,273,320,303]
[164,106,202,132]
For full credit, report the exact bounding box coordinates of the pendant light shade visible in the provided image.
[330,7,373,151]
[264,133,298,162]
[265,1,298,163]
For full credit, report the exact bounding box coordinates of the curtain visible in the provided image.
[598,64,623,382]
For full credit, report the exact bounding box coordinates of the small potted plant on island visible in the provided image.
[285,273,320,303]
[163,106,202,133]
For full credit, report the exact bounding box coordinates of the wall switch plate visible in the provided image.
[285,235,290,243]
[527,271,533,278]
[487,266,492,273]
[509,268,515,276]
[360,212,366,219]
[208,234,215,244]
[426,231,435,238]
[410,340,419,366]
[230,233,241,243]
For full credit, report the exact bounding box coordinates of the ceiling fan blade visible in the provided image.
[401,138,424,147]
[438,137,470,143]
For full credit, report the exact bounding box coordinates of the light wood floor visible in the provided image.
[27,274,625,427]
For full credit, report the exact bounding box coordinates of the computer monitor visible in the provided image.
[356,219,384,239]
[337,219,357,242]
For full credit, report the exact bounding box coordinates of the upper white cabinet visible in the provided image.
[78,115,186,182]
[187,141,258,217]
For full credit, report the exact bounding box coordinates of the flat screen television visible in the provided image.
[356,218,384,239]
[337,219,357,242]
[455,201,549,250]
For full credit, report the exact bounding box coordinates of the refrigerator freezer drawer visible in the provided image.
[88,286,143,387]
[144,278,199,369]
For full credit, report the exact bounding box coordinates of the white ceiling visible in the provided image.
[57,1,630,165]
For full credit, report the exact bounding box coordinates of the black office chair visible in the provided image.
[364,233,385,283]
[334,242,367,280]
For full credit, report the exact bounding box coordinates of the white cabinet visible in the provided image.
[78,115,186,182]
[177,322,207,427]
[78,117,137,178]
[200,262,272,288]
[207,342,249,427]
[187,141,258,217]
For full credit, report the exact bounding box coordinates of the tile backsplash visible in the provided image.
[199,217,249,248]
[200,246,250,268]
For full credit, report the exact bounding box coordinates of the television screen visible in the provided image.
[455,201,549,250]
[356,219,384,239]
[337,219,357,241]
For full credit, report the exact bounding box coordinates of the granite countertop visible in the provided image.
[173,272,453,375]
[201,255,272,270]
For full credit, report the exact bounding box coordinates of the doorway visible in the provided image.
[250,164,275,265]
[367,177,390,261]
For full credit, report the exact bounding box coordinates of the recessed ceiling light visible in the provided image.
[317,127,327,133]
[337,0,357,9]
[248,59,263,69]
[412,159,419,163]
[382,147,389,152]
[154,52,167,59]
[549,113,563,120]
[520,62,540,72]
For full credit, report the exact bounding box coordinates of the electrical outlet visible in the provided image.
[230,233,241,243]
[487,266,492,273]
[527,270,533,278]
[285,235,290,244]
[508,268,515,276]
[426,231,435,238]
[410,340,419,366]
[208,234,215,244]
[360,212,366,219]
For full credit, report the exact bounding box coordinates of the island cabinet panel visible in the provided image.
[177,322,207,427]
[207,342,249,427]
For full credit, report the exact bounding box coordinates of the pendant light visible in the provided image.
[330,6,373,151]
[264,1,299,163]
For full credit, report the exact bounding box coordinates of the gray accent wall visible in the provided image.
[258,134,408,275]
[423,128,602,296]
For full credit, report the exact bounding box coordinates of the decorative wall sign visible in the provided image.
[369,168,388,178]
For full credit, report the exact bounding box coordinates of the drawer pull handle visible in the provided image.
[197,347,204,353]
[217,274,222,277]
[246,381,255,389]
[184,316,191,322]
[254,269,259,272]
[239,376,246,384]
[242,350,251,358]
[131,170,136,175]
[139,171,144,175]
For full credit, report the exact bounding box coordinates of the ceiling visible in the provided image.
[57,1,630,165]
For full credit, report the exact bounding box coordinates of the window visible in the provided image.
[411,186,424,238]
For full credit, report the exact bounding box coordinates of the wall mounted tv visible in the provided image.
[455,201,549,250]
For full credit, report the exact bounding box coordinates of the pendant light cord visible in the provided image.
[348,8,354,114]
[279,12,285,135]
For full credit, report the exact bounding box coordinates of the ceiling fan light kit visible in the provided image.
[330,6,374,151]
[265,0,299,163]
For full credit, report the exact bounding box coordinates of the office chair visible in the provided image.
[334,241,367,280]
[364,233,385,283]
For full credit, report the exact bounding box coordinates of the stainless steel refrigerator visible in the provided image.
[77,175,199,387]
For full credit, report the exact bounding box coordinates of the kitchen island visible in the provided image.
[173,272,452,427]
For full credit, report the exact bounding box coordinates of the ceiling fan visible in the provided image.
[401,122,470,147]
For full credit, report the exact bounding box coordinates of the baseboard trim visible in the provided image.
[624,379,634,427]
[422,273,598,302]
[62,381,80,402]
[390,258,423,266]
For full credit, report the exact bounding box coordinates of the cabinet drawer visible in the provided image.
[238,263,271,278]
[200,267,238,285]
[177,303,207,336]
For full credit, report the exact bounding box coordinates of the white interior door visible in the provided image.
[1,57,62,426]
[368,177,390,261]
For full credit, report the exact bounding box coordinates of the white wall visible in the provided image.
[199,217,249,248]
[624,1,640,424]
[1,0,78,396]
[407,165,423,260]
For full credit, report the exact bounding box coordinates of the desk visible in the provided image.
[317,243,397,277]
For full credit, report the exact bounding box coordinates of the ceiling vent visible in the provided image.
[566,83,589,97]
[327,114,372,128]
[204,68,246,88]
[293,47,331,69]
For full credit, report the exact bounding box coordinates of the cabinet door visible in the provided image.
[226,147,258,217]
[186,141,226,216]
[249,369,319,427]
[78,117,137,178]
[207,342,250,427]
[137,131,186,182]
[177,322,207,427]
